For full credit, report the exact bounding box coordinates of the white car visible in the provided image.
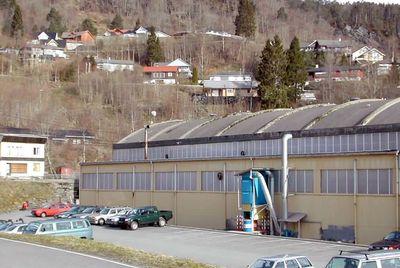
[105,209,137,226]
[3,223,27,234]
[88,207,131,226]
[249,255,314,268]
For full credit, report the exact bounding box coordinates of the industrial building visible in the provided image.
[80,98,400,244]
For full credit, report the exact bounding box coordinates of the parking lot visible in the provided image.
[1,210,365,268]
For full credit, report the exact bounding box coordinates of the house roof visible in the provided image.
[308,39,351,48]
[143,66,178,72]
[307,66,365,73]
[37,32,58,40]
[52,129,95,139]
[203,80,259,89]
[167,58,191,67]
[61,30,94,39]
[117,98,400,144]
[96,58,135,65]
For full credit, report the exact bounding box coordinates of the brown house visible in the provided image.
[143,66,179,84]
[61,30,95,44]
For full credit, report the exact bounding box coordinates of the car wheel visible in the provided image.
[158,217,166,227]
[98,218,105,226]
[40,212,47,218]
[130,221,139,230]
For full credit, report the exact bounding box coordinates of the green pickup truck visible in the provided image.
[118,206,173,230]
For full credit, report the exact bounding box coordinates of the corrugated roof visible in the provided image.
[118,98,400,144]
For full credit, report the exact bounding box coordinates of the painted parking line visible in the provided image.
[0,237,139,268]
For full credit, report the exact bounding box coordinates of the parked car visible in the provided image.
[248,255,314,268]
[31,203,71,217]
[71,206,103,219]
[369,232,400,250]
[54,206,90,219]
[325,250,400,268]
[0,220,13,231]
[120,206,173,230]
[106,209,137,227]
[89,207,131,226]
[3,223,27,234]
[23,218,93,239]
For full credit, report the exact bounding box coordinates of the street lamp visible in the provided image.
[144,110,157,160]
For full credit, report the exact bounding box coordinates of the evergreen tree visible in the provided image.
[191,66,198,84]
[109,14,123,29]
[135,18,141,28]
[234,0,256,38]
[10,2,23,37]
[256,35,289,109]
[81,18,97,36]
[285,36,307,102]
[339,54,349,66]
[277,7,288,21]
[46,8,66,34]
[145,26,164,65]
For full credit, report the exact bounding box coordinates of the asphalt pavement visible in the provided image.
[0,237,137,268]
[1,210,365,268]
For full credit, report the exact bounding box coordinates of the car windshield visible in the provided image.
[326,257,359,268]
[100,208,110,215]
[128,209,138,215]
[24,223,39,234]
[250,259,275,268]
[5,225,17,231]
[385,232,399,240]
[82,207,94,213]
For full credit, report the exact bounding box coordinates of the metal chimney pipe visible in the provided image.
[282,133,292,225]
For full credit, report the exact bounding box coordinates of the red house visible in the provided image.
[143,66,179,84]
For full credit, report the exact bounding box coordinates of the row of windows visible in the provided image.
[81,169,394,195]
[113,132,400,162]
[273,170,314,193]
[321,169,393,194]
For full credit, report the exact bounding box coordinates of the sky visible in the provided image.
[332,0,400,4]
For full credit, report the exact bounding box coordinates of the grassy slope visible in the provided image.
[0,234,214,268]
[0,179,55,212]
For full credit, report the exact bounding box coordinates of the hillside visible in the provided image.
[0,0,398,169]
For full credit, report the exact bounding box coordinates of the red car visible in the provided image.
[31,203,71,217]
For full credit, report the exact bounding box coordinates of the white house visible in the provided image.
[0,132,46,178]
[167,58,192,77]
[352,46,385,64]
[21,44,68,61]
[203,73,259,97]
[96,58,135,72]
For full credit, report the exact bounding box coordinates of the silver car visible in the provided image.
[249,255,314,268]
[3,223,27,234]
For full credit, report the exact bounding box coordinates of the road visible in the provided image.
[1,210,365,268]
[0,237,136,268]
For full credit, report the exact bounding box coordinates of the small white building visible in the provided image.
[203,73,259,97]
[167,58,192,77]
[96,58,135,72]
[0,132,46,178]
[352,46,385,64]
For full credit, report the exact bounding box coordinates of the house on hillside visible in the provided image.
[50,129,95,145]
[37,32,61,41]
[143,66,178,84]
[307,66,365,82]
[103,26,170,39]
[61,30,95,43]
[0,128,46,178]
[20,44,68,62]
[352,46,385,64]
[155,58,192,78]
[203,73,259,97]
[302,39,352,54]
[96,58,136,72]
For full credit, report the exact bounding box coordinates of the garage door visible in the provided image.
[10,163,27,174]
